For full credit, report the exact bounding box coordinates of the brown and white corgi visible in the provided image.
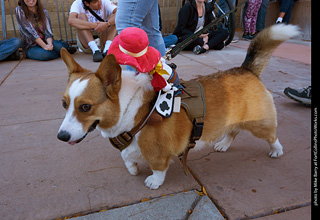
[57,24,299,189]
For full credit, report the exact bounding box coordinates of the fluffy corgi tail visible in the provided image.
[241,24,300,77]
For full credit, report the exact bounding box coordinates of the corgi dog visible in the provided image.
[57,24,299,189]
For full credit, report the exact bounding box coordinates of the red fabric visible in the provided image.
[151,72,167,91]
[107,27,161,73]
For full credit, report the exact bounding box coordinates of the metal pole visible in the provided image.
[8,0,17,37]
[66,0,74,41]
[55,0,62,40]
[1,0,7,40]
[60,0,68,41]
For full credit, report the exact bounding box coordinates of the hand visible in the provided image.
[94,21,107,33]
[203,35,209,45]
[200,33,209,44]
[199,33,209,38]
[43,43,53,51]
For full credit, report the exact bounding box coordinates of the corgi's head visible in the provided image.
[57,48,122,145]
[57,48,155,145]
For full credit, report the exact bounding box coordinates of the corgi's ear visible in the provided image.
[95,54,122,99]
[60,48,86,74]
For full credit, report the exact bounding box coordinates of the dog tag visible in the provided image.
[173,97,181,113]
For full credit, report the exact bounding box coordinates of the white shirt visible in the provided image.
[70,0,116,23]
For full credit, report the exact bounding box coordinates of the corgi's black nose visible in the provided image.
[57,130,71,142]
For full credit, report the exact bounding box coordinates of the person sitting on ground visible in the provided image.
[0,37,21,62]
[173,0,228,55]
[15,0,75,61]
[69,0,117,62]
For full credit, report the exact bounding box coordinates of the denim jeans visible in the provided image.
[256,0,269,31]
[279,0,295,24]
[163,35,178,48]
[219,0,236,13]
[115,0,166,56]
[26,40,68,61]
[0,37,21,61]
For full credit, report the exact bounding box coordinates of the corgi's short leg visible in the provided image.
[145,169,168,189]
[269,138,284,158]
[214,130,239,152]
[121,142,142,175]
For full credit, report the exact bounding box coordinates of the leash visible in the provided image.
[164,0,248,60]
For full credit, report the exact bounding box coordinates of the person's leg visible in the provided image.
[52,40,69,56]
[249,0,262,34]
[0,37,21,61]
[115,0,165,56]
[141,1,166,56]
[100,23,117,54]
[163,35,178,48]
[207,29,228,50]
[76,13,96,51]
[26,45,59,61]
[219,0,236,13]
[256,0,269,32]
[277,0,294,24]
[282,0,294,24]
[183,36,204,51]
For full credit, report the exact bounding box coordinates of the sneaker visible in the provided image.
[231,36,239,43]
[6,49,20,61]
[250,33,257,39]
[193,45,206,55]
[67,46,77,54]
[102,50,108,58]
[283,86,311,107]
[93,50,103,62]
[242,33,253,40]
[193,45,202,54]
[168,63,177,70]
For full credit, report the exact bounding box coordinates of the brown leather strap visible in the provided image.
[109,92,161,151]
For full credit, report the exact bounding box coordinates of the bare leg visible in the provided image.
[76,13,95,50]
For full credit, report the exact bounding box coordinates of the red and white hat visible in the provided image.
[107,27,161,73]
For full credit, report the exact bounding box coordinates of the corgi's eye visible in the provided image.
[62,100,67,109]
[79,104,92,112]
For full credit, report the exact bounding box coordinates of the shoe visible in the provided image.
[67,46,77,54]
[93,50,103,62]
[168,63,177,70]
[283,86,311,107]
[102,50,108,58]
[242,33,253,40]
[231,36,239,43]
[7,49,20,61]
[250,33,257,39]
[193,45,202,54]
[193,45,206,55]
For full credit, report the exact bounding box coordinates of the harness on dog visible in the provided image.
[109,72,206,175]
[109,69,179,151]
[109,91,161,151]
[179,80,206,174]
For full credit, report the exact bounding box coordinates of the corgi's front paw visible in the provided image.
[127,162,139,175]
[144,170,167,189]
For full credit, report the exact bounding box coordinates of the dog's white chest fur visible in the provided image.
[97,70,153,138]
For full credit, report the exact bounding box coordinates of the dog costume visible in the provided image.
[107,27,173,92]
